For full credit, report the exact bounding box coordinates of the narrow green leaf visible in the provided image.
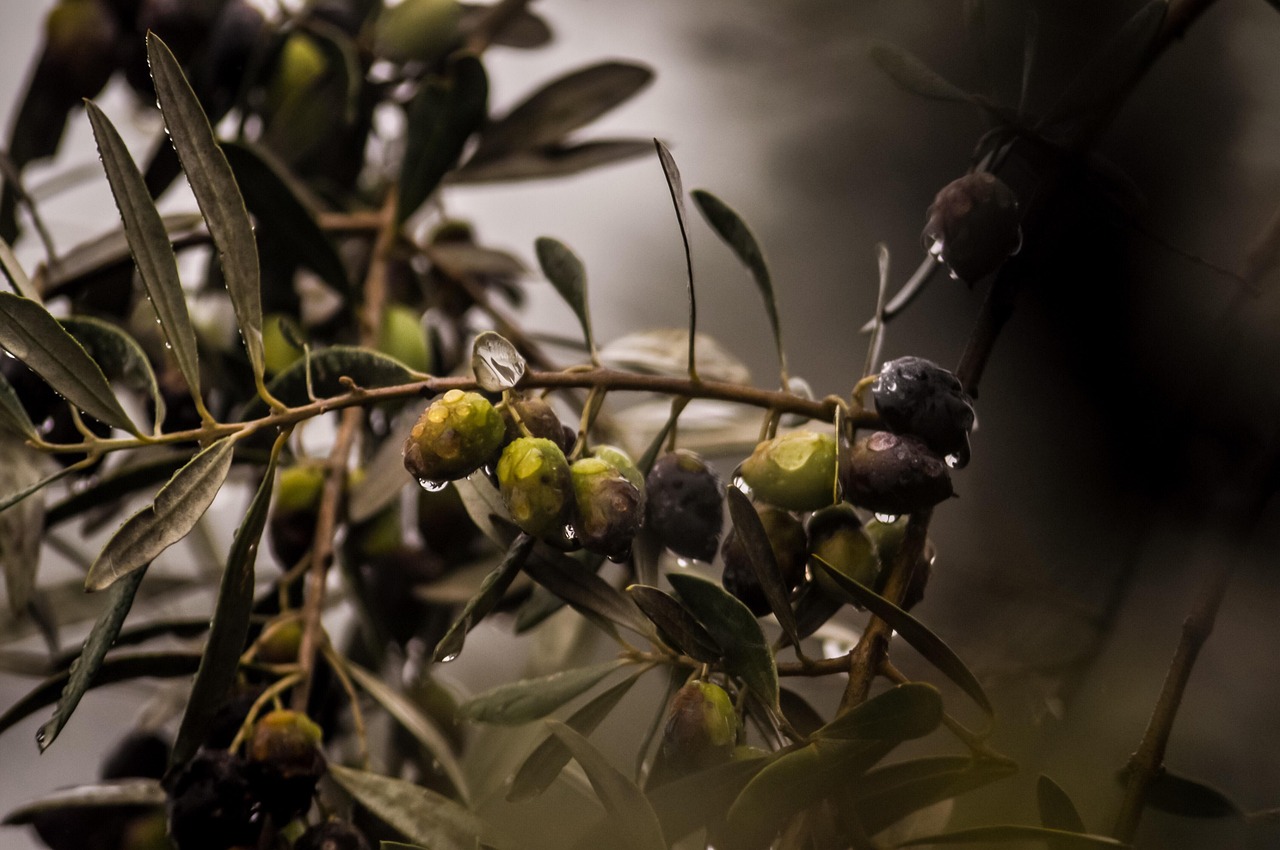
[38,565,148,750]
[1039,774,1088,838]
[0,436,49,614]
[471,330,526,392]
[398,54,488,223]
[51,617,214,670]
[342,659,471,803]
[148,32,266,384]
[667,572,778,708]
[653,140,697,379]
[2,779,164,823]
[455,139,653,183]
[328,763,500,850]
[433,533,534,663]
[0,651,201,742]
[522,545,655,639]
[725,487,803,651]
[86,438,236,592]
[508,672,641,802]
[869,42,975,103]
[0,292,137,433]
[171,442,281,767]
[0,235,38,301]
[691,189,786,381]
[897,825,1129,848]
[46,450,188,527]
[547,721,667,850]
[453,472,517,550]
[243,345,414,416]
[813,559,992,715]
[1131,769,1244,819]
[626,584,721,662]
[471,62,652,160]
[459,659,630,725]
[779,687,827,739]
[632,758,766,845]
[0,367,36,439]
[815,683,943,742]
[85,101,202,411]
[221,140,353,301]
[42,213,204,299]
[535,237,595,359]
[61,316,164,431]
[851,756,1018,837]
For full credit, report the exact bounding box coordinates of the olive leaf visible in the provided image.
[631,758,767,846]
[814,683,943,742]
[897,825,1130,848]
[328,763,502,850]
[471,330,526,391]
[691,189,787,383]
[0,235,38,301]
[812,558,993,715]
[171,439,281,767]
[869,42,976,104]
[46,450,189,527]
[0,435,49,614]
[399,54,488,223]
[85,437,237,592]
[37,565,149,751]
[0,367,36,440]
[455,139,653,183]
[459,659,632,725]
[348,410,415,524]
[599,330,750,384]
[85,101,202,415]
[626,584,721,662]
[1038,774,1088,837]
[726,487,804,652]
[244,345,414,416]
[522,545,655,639]
[535,237,596,361]
[851,755,1019,837]
[459,3,552,49]
[667,572,778,709]
[42,214,205,299]
[2,779,164,823]
[148,33,267,387]
[0,291,137,434]
[433,533,534,663]
[508,672,642,802]
[1121,768,1244,819]
[547,721,667,850]
[61,316,164,431]
[653,140,698,380]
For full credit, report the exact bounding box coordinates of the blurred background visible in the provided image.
[1,0,1279,847]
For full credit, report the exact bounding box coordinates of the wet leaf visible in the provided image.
[640,759,767,844]
[171,442,280,767]
[458,658,631,725]
[508,672,642,802]
[869,42,975,103]
[0,236,38,301]
[536,237,596,359]
[653,140,697,379]
[0,436,48,614]
[0,367,36,439]
[399,54,488,223]
[85,438,236,592]
[726,487,803,649]
[459,3,552,48]
[148,33,266,384]
[42,214,205,299]
[2,779,164,823]
[222,140,352,301]
[86,101,202,412]
[599,329,750,384]
[815,683,943,742]
[1129,769,1244,819]
[851,756,1019,837]
[454,472,517,549]
[61,316,164,430]
[472,62,652,160]
[455,139,652,183]
[547,721,666,850]
[471,330,526,391]
[38,565,148,751]
[245,345,414,416]
[328,763,500,850]
[523,545,654,639]
[1038,774,1087,837]
[779,687,827,739]
[667,572,777,708]
[897,825,1129,847]
[434,533,534,663]
[46,450,188,527]
[0,291,137,434]
[626,584,721,662]
[813,559,992,715]
[342,658,471,803]
[692,189,786,381]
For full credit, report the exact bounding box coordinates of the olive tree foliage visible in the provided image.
[0,1,1274,849]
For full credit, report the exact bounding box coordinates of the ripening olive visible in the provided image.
[720,504,807,616]
[645,450,724,562]
[496,436,573,538]
[403,390,506,484]
[739,430,838,512]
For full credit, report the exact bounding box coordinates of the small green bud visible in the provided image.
[841,431,953,516]
[378,304,432,374]
[720,504,807,616]
[645,450,724,562]
[403,390,506,483]
[496,437,573,537]
[739,430,837,512]
[571,457,644,560]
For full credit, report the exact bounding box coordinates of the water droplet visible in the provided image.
[563,524,577,541]
[874,513,898,524]
[1010,225,1024,257]
[946,267,961,281]
[439,653,458,663]
[163,342,172,350]
[945,453,960,468]
[34,729,46,746]
[675,557,693,569]
[928,238,945,258]
[730,472,753,498]
[418,478,447,493]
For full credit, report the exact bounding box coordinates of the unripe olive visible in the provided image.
[864,516,934,611]
[872,356,974,468]
[739,430,838,512]
[808,504,879,597]
[496,437,573,537]
[267,31,327,117]
[295,819,372,850]
[720,504,807,616]
[501,393,570,450]
[269,464,327,568]
[262,313,305,376]
[590,444,645,494]
[645,450,724,563]
[403,390,506,484]
[923,172,1021,283]
[570,457,644,561]
[378,304,432,374]
[650,681,737,787]
[347,503,402,560]
[254,616,303,665]
[374,0,462,64]
[45,0,119,99]
[247,709,326,824]
[841,431,953,516]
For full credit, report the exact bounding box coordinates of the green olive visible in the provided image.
[739,430,837,512]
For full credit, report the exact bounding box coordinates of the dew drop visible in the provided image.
[163,342,173,350]
[439,653,458,663]
[418,478,447,493]
[675,557,693,569]
[928,238,945,258]
[944,453,960,468]
[874,513,898,524]
[1010,225,1024,257]
[563,524,577,541]
[730,472,752,498]
[34,729,46,747]
[946,267,961,281]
